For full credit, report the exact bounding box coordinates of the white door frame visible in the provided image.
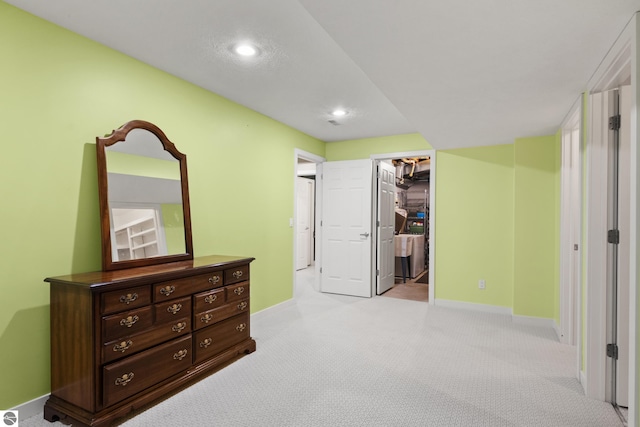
[584,13,637,425]
[371,149,436,304]
[296,177,313,271]
[559,97,582,379]
[293,149,325,294]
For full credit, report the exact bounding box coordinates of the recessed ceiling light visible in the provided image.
[234,44,258,57]
[331,109,347,117]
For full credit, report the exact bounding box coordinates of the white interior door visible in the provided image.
[377,161,395,294]
[296,177,312,270]
[320,160,373,297]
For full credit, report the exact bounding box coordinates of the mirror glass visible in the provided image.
[97,121,193,271]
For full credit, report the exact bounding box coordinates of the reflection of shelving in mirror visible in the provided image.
[112,208,166,261]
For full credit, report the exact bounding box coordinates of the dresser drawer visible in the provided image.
[102,306,153,343]
[193,313,249,364]
[224,264,249,285]
[102,317,191,364]
[101,286,151,315]
[226,282,249,303]
[194,299,249,331]
[153,271,223,302]
[154,296,191,325]
[103,335,192,407]
[193,288,225,313]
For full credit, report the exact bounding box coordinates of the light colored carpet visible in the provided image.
[23,268,623,427]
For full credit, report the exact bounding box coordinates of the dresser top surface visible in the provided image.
[45,254,254,288]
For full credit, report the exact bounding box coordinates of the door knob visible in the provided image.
[360,232,370,238]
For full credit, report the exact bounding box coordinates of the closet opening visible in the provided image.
[377,154,432,303]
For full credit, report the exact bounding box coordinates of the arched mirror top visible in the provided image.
[97,120,193,271]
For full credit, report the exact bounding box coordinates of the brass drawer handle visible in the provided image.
[160,285,175,297]
[201,314,213,324]
[119,293,138,305]
[204,294,218,304]
[172,322,187,333]
[173,349,188,361]
[113,340,133,353]
[232,270,243,279]
[234,287,245,296]
[236,323,247,332]
[237,301,247,311]
[115,372,134,386]
[120,315,139,328]
[166,303,182,315]
[208,276,220,285]
[200,338,213,348]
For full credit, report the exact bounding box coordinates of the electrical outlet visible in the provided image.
[478,279,486,289]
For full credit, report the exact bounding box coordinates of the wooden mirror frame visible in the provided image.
[96,120,194,271]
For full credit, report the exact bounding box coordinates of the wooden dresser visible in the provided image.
[44,255,255,427]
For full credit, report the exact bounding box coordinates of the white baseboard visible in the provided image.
[434,298,513,316]
[552,320,562,341]
[434,299,558,331]
[12,394,48,421]
[512,314,557,329]
[251,297,295,321]
[580,370,587,395]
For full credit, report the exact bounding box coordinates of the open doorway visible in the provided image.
[380,157,430,302]
[293,149,324,297]
[299,149,435,303]
[373,150,436,304]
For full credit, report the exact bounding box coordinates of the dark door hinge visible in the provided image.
[607,229,620,244]
[609,114,621,131]
[606,343,619,360]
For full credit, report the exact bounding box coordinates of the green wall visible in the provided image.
[513,135,560,318]
[435,145,515,307]
[0,2,323,409]
[329,136,561,316]
[554,129,562,325]
[161,203,186,254]
[106,151,181,179]
[326,133,432,160]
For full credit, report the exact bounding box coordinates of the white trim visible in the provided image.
[559,98,582,347]
[435,300,557,330]
[434,298,513,316]
[293,149,325,295]
[552,320,562,342]
[13,394,48,421]
[559,96,584,384]
[580,370,588,395]
[250,298,296,321]
[585,90,611,402]
[584,14,638,425]
[512,315,557,330]
[371,149,436,304]
[628,15,639,426]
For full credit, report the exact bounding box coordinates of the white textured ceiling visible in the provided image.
[6,0,640,148]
